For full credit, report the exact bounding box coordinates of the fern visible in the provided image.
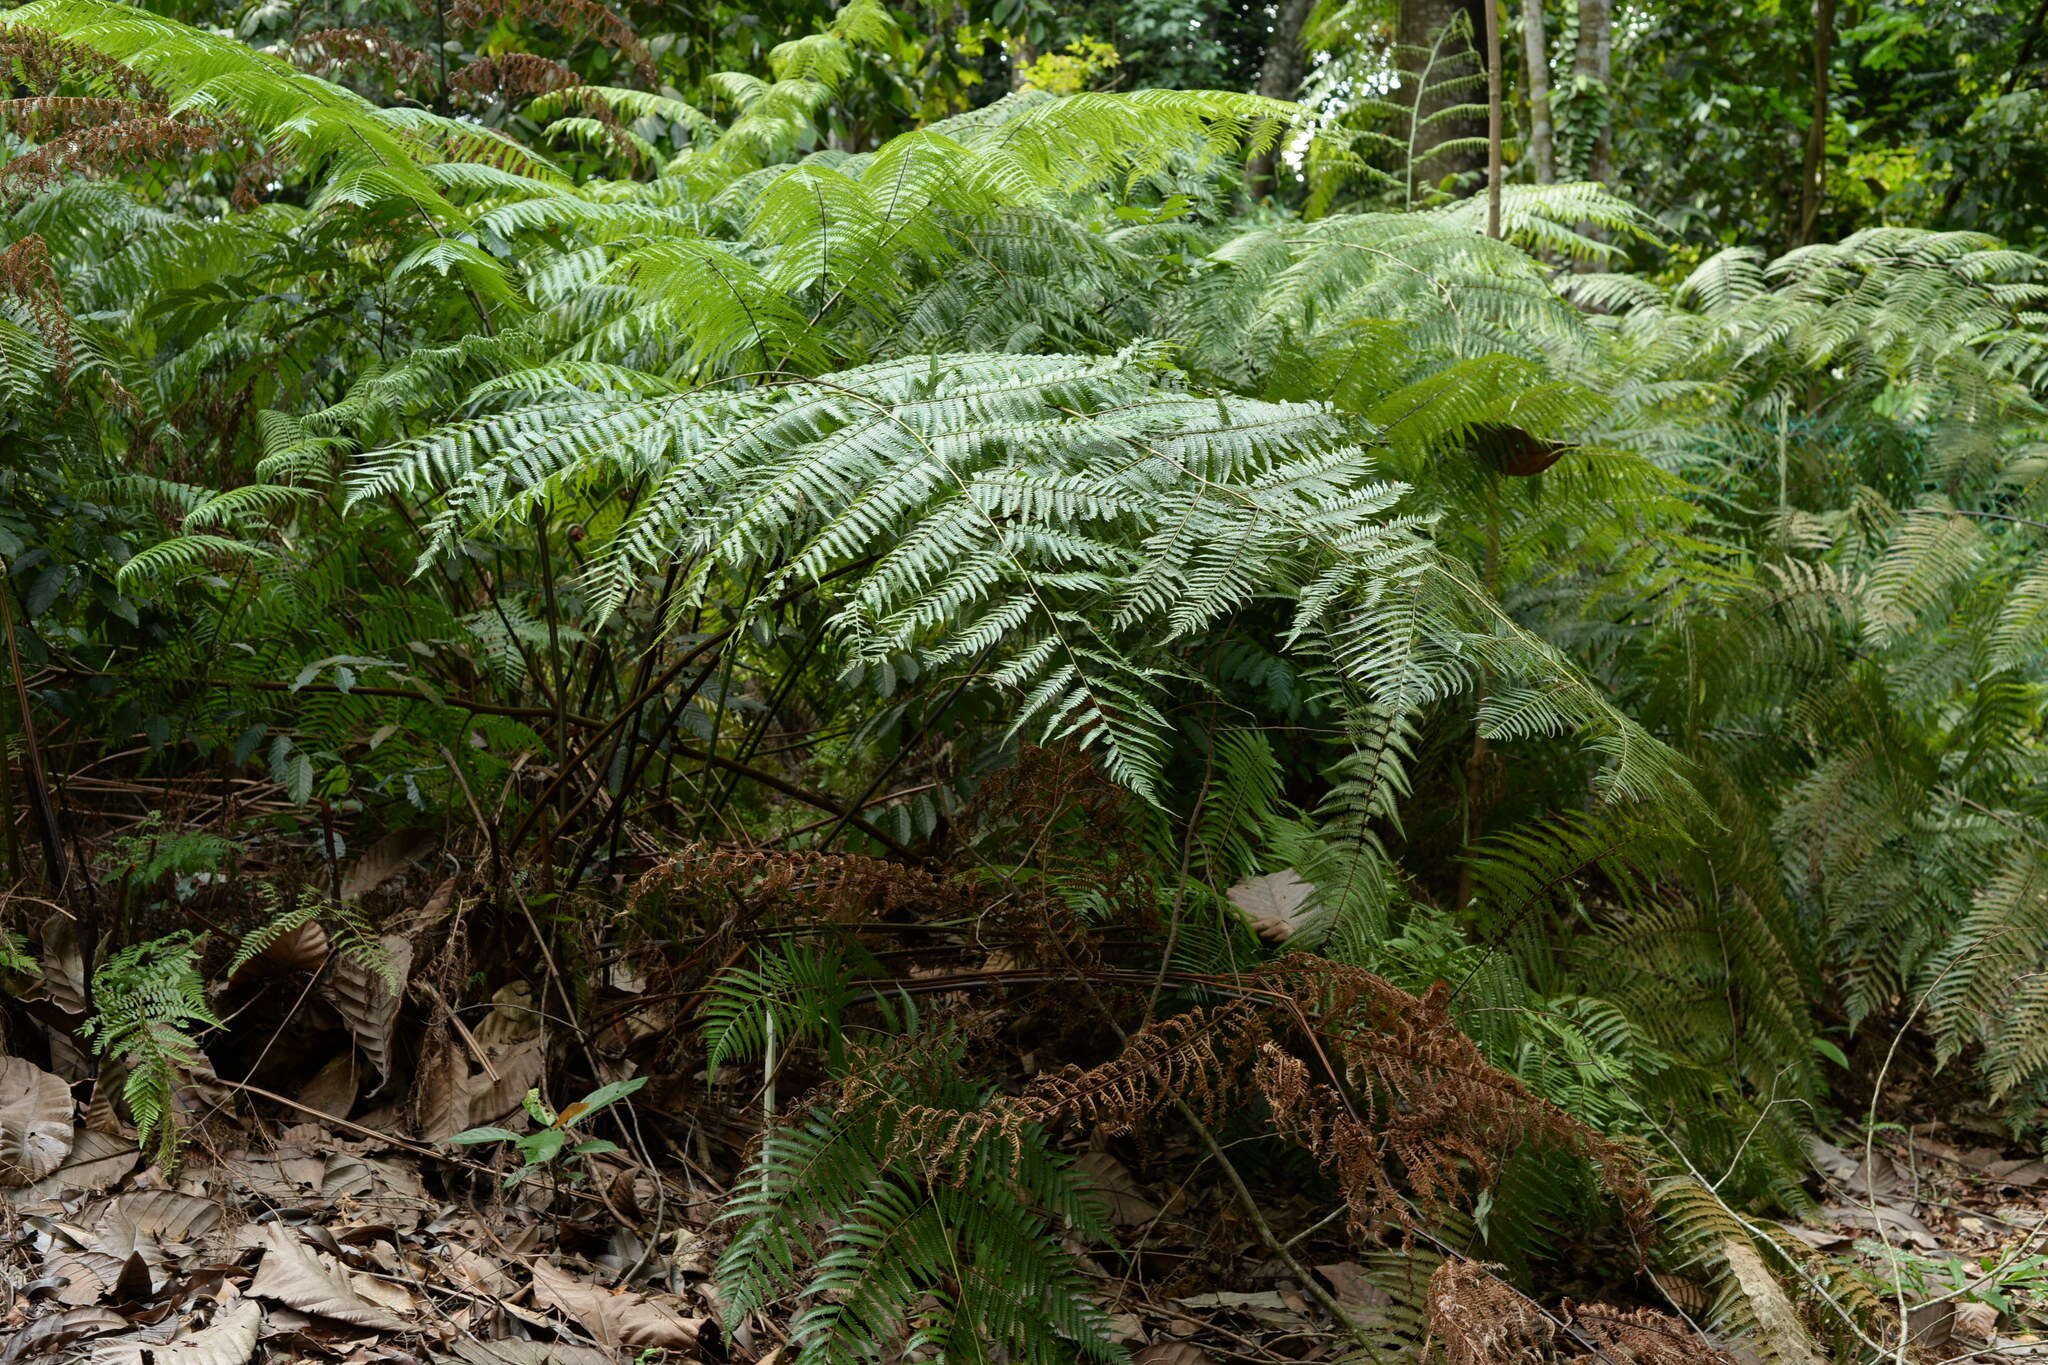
[79,932,220,1168]
[716,1020,1120,1365]
[228,884,394,988]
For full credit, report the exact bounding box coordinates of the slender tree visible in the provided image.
[1247,0,1316,199]
[1522,0,1554,182]
[1796,0,1837,244]
[1485,0,1502,235]
[1572,0,1611,183]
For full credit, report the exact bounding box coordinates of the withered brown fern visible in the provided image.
[1426,1260,1738,1365]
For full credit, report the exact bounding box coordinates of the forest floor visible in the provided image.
[5,859,2048,1365]
[5,1043,2048,1364]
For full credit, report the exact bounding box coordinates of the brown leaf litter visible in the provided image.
[0,1055,720,1365]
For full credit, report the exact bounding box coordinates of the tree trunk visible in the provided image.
[1397,0,1489,202]
[1796,0,1837,245]
[1246,0,1316,200]
[1522,0,1554,182]
[1572,0,1611,183]
[1009,36,1037,92]
[1485,0,1502,235]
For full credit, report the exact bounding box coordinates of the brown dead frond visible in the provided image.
[635,844,962,924]
[450,53,583,103]
[0,30,161,100]
[0,234,73,382]
[840,1005,1262,1176]
[1255,961,1654,1240]
[284,28,433,90]
[441,0,656,86]
[0,113,231,198]
[1427,1260,1554,1365]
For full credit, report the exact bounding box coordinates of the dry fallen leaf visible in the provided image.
[1954,1300,1998,1342]
[90,1297,262,1365]
[86,1190,223,1265]
[1134,1344,1214,1365]
[243,1223,411,1332]
[321,935,413,1087]
[1226,869,1315,942]
[1072,1150,1161,1227]
[0,1056,75,1187]
[527,1259,711,1349]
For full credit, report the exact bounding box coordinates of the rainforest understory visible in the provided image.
[3,0,2048,1360]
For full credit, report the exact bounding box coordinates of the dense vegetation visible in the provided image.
[3,0,2048,1360]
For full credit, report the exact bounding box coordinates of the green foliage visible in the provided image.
[78,932,220,1167]
[715,1015,1120,1365]
[102,814,235,899]
[448,1076,647,1187]
[227,884,394,987]
[9,0,2048,1355]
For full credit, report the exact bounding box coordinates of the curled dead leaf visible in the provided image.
[88,1297,262,1365]
[0,1056,75,1186]
[320,935,412,1087]
[527,1258,712,1349]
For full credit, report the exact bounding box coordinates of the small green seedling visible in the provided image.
[449,1076,646,1187]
